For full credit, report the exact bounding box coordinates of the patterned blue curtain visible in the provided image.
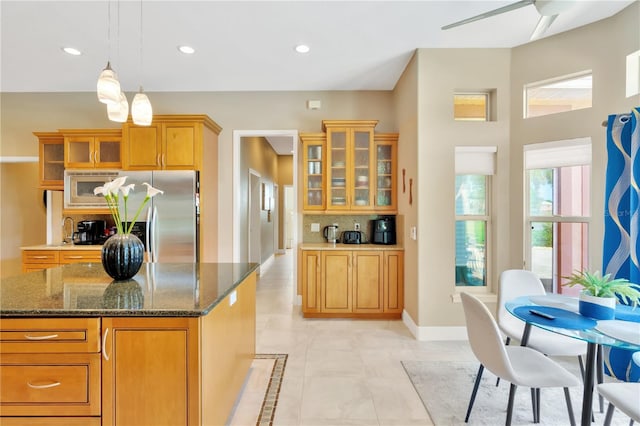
[602,107,640,382]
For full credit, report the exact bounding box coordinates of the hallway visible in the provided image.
[232,250,476,425]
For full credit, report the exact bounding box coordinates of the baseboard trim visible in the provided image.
[402,310,468,341]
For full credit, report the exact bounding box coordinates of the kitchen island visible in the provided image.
[0,262,258,426]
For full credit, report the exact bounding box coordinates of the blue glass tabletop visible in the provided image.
[506,295,640,351]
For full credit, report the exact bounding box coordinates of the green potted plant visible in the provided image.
[563,270,640,320]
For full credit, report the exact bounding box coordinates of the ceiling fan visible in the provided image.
[442,0,575,40]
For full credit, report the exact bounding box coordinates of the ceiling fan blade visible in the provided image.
[530,14,558,40]
[442,0,535,30]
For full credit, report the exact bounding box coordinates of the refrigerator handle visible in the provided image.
[145,208,152,261]
[152,206,159,263]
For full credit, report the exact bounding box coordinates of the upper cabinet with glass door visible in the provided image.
[62,129,122,169]
[301,134,326,211]
[301,120,398,214]
[324,120,377,211]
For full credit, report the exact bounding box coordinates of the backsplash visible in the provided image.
[302,214,394,244]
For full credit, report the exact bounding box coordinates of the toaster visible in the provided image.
[342,231,362,244]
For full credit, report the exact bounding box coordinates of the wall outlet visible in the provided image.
[410,226,417,241]
[354,223,360,231]
[311,223,320,232]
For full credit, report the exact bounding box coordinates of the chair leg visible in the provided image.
[496,337,511,387]
[465,364,484,423]
[604,402,615,426]
[530,388,538,423]
[536,388,541,422]
[578,355,585,379]
[629,420,634,426]
[563,387,576,426]
[506,383,518,426]
[597,346,604,413]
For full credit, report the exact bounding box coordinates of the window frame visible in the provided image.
[455,174,492,292]
[454,92,490,122]
[523,70,593,119]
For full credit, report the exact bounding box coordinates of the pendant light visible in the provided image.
[108,91,129,122]
[97,1,121,105]
[132,87,152,126]
[132,0,152,126]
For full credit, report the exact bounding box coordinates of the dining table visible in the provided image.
[505,294,640,426]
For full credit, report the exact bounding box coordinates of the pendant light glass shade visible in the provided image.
[131,88,152,126]
[97,61,121,105]
[107,91,129,123]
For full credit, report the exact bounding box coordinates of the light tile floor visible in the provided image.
[230,250,479,426]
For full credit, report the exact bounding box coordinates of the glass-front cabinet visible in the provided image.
[325,121,376,211]
[63,129,122,169]
[374,134,397,211]
[35,132,65,190]
[301,120,397,213]
[301,134,325,210]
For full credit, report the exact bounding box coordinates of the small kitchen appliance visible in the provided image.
[342,231,362,244]
[73,220,107,245]
[323,225,339,243]
[372,217,396,245]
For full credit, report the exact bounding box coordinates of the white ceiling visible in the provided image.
[1,0,633,154]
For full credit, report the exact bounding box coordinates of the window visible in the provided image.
[455,147,496,287]
[454,93,489,121]
[524,71,592,118]
[525,139,591,295]
[627,50,639,98]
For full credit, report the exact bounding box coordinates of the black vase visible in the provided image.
[101,233,144,280]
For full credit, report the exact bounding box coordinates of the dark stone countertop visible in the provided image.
[0,262,259,317]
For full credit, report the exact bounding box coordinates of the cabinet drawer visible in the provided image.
[59,251,102,264]
[0,353,101,416]
[0,318,100,353]
[0,417,100,426]
[22,250,59,264]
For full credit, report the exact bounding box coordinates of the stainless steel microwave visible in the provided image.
[64,170,120,209]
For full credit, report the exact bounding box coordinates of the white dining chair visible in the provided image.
[497,269,588,369]
[598,351,640,426]
[461,292,580,425]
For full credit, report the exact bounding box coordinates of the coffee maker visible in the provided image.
[372,216,396,245]
[73,220,107,245]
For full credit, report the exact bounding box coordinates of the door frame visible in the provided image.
[232,129,300,303]
[248,169,262,273]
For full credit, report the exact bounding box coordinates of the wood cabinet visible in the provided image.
[62,129,122,169]
[35,132,65,190]
[0,271,256,426]
[301,134,326,211]
[300,120,398,214]
[0,318,101,423]
[22,248,101,273]
[102,271,255,426]
[300,248,403,318]
[101,317,198,426]
[122,116,220,171]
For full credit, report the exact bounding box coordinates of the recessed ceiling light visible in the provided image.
[62,47,82,56]
[295,44,310,54]
[178,45,195,54]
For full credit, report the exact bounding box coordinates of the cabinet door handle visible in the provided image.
[24,333,59,340]
[102,328,110,361]
[66,255,83,259]
[162,154,166,168]
[94,151,98,163]
[28,381,61,389]
[157,154,161,167]
[31,255,48,259]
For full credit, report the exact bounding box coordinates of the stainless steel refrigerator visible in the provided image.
[118,170,199,262]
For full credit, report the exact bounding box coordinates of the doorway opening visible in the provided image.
[232,129,299,304]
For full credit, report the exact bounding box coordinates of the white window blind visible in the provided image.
[455,146,497,175]
[524,138,591,169]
